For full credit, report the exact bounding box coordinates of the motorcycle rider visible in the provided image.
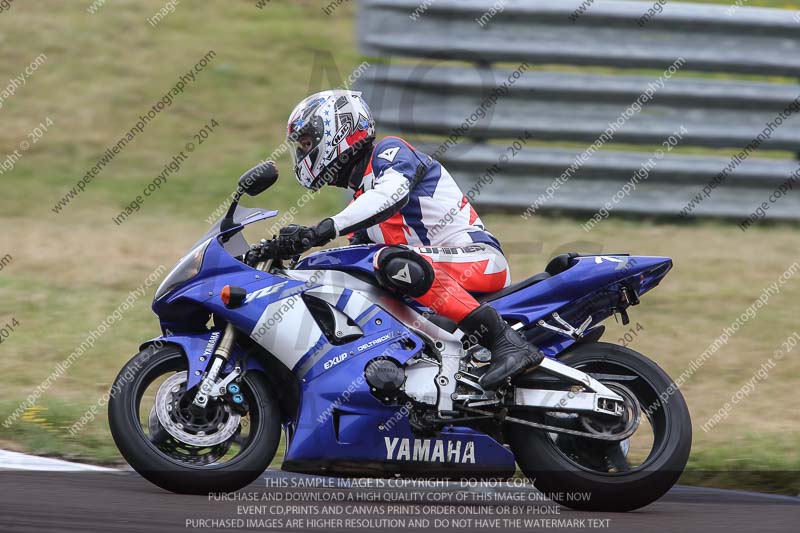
[271,90,544,389]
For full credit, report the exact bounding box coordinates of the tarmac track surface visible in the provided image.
[0,470,797,533]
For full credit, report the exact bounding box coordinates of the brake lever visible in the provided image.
[245,237,276,266]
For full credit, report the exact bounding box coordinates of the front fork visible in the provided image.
[192,259,272,409]
[193,322,238,408]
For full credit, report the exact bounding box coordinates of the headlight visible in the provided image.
[155,239,212,301]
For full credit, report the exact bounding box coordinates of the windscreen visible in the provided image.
[194,205,278,258]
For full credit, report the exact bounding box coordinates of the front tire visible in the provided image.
[509,342,692,512]
[108,345,281,494]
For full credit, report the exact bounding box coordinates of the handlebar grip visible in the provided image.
[247,239,277,264]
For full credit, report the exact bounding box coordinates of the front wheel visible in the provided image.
[509,342,692,512]
[108,345,281,494]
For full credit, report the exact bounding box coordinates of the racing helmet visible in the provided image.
[287,90,376,190]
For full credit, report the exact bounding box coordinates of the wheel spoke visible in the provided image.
[230,431,248,447]
[605,444,631,472]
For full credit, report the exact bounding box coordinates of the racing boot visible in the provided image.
[459,303,544,390]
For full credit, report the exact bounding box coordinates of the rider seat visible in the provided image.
[473,253,577,304]
[474,271,551,303]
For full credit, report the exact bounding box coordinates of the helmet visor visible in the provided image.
[289,109,325,163]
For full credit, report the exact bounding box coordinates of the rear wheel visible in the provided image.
[509,342,691,512]
[108,345,281,494]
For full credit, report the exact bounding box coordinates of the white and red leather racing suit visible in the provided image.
[329,136,510,322]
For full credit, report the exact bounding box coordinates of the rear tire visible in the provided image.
[509,342,691,512]
[108,345,281,494]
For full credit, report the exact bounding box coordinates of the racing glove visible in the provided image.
[274,218,336,258]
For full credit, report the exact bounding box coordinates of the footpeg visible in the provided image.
[453,372,500,406]
[537,312,592,340]
[454,371,483,391]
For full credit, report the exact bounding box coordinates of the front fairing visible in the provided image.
[152,206,278,326]
[155,235,425,376]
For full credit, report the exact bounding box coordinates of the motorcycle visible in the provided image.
[108,162,691,512]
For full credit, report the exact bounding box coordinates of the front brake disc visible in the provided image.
[154,371,241,447]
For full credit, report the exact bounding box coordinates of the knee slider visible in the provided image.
[374,246,434,297]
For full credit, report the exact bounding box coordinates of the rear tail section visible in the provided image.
[489,254,672,356]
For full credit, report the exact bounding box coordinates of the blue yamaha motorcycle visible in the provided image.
[109,162,691,511]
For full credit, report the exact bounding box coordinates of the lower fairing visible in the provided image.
[281,460,515,479]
